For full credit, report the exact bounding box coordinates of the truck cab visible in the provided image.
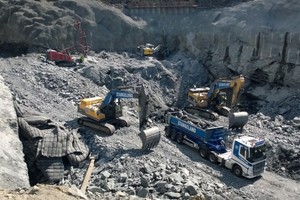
[228,136,266,178]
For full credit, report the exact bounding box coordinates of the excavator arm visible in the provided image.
[207,75,245,110]
[100,90,136,109]
[135,85,161,150]
[99,85,149,125]
[228,76,245,108]
[208,75,248,129]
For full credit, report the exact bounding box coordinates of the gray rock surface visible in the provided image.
[0,0,145,52]
[0,75,30,189]
[1,0,300,88]
[1,52,299,200]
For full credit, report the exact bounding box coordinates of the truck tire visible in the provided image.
[232,165,243,177]
[208,153,218,164]
[199,148,208,158]
[176,133,184,144]
[170,131,177,141]
[165,126,170,138]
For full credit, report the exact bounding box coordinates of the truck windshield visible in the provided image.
[249,145,266,162]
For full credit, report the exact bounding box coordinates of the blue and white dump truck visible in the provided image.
[164,112,266,178]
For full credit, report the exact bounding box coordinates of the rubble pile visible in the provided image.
[259,93,300,120]
[1,51,300,200]
[248,113,300,180]
[66,130,254,200]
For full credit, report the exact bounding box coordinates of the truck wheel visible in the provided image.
[210,114,217,120]
[208,153,218,164]
[176,133,184,144]
[170,131,177,141]
[199,148,208,158]
[232,165,243,177]
[165,126,170,138]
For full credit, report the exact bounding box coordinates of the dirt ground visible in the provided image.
[0,184,86,200]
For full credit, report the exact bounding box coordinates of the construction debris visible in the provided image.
[80,156,95,193]
[15,103,89,185]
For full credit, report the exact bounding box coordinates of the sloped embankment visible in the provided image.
[0,75,30,189]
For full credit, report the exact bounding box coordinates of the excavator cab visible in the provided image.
[137,34,169,60]
[137,43,155,57]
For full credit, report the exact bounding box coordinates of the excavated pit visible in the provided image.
[1,0,300,199]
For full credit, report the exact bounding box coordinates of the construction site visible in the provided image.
[0,0,300,199]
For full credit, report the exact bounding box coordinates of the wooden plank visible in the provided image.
[80,156,95,193]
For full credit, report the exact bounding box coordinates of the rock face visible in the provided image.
[126,0,300,88]
[0,75,30,189]
[0,0,145,52]
[1,0,300,88]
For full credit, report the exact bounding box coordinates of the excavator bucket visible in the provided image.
[228,111,249,130]
[138,126,161,150]
[135,84,161,150]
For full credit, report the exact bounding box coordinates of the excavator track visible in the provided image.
[106,117,130,128]
[78,117,116,135]
[184,106,219,120]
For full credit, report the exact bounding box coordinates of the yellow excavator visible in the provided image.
[185,75,248,129]
[137,43,156,57]
[137,32,169,59]
[77,84,161,150]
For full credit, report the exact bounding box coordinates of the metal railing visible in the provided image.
[100,0,253,9]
